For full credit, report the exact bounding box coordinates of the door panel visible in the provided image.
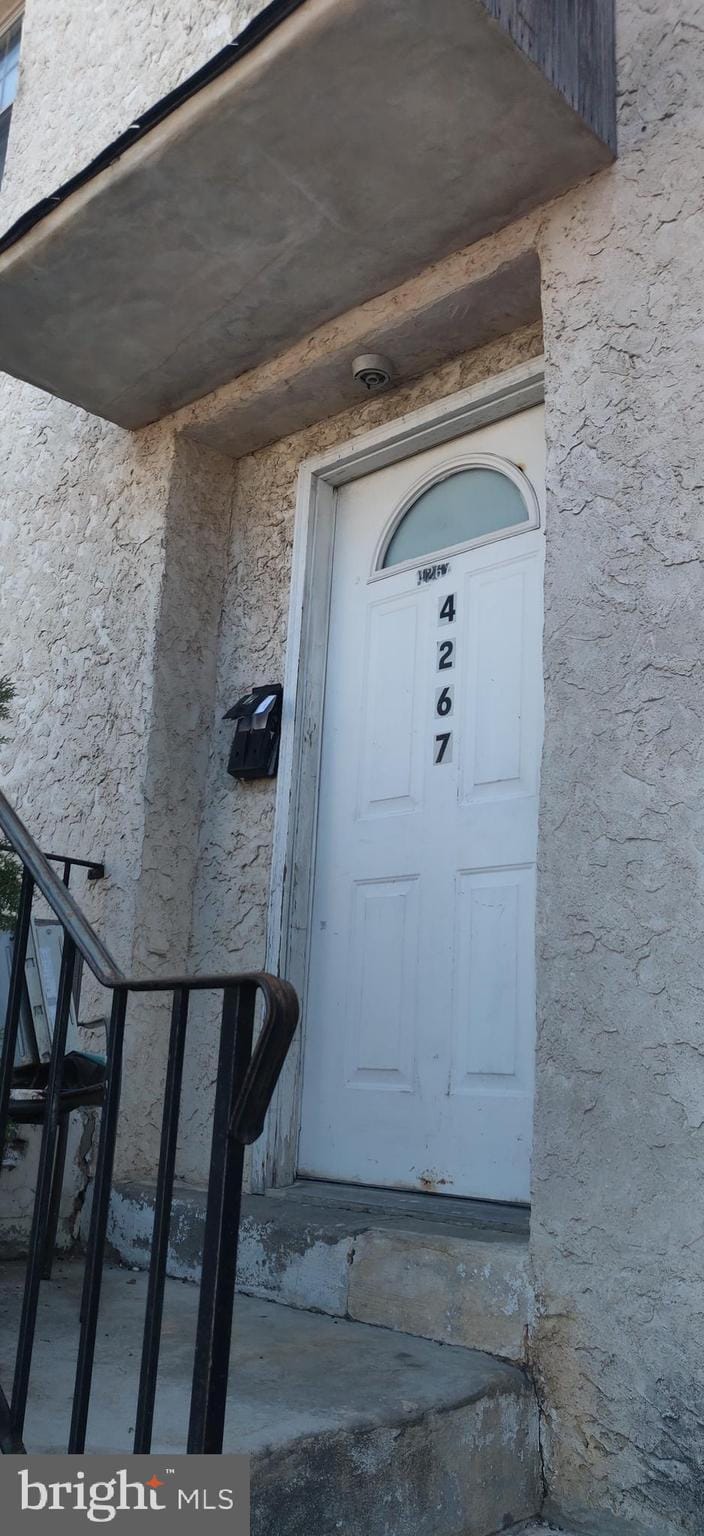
[298,405,545,1200]
[357,595,423,816]
[344,876,420,1090]
[451,865,535,1088]
[461,559,541,801]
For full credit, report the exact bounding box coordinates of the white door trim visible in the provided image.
[251,355,545,1191]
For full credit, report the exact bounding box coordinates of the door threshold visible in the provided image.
[266,1178,530,1237]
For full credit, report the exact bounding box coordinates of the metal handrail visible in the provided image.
[0,791,293,1004]
[0,787,299,1456]
[0,841,105,880]
[0,792,120,986]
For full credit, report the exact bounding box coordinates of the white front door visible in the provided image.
[298,405,545,1201]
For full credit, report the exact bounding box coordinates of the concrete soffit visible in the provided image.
[173,219,544,460]
[0,0,614,431]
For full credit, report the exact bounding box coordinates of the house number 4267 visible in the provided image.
[434,593,457,764]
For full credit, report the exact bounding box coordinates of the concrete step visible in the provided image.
[109,1179,532,1362]
[0,1260,541,1536]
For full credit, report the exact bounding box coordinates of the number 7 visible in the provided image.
[434,732,452,764]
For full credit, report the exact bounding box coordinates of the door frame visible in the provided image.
[252,355,545,1191]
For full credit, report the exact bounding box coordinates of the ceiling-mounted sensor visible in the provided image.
[352,353,393,392]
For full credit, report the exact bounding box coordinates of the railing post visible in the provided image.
[42,1114,70,1280]
[68,986,127,1453]
[10,931,76,1443]
[187,983,255,1453]
[133,986,189,1452]
[0,866,34,1164]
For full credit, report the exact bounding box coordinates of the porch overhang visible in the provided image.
[0,0,615,429]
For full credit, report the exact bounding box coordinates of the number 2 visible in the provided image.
[437,639,454,671]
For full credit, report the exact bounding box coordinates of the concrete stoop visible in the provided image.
[0,1260,541,1536]
[109,1179,532,1362]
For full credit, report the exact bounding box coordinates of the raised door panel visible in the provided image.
[356,595,424,819]
[343,875,420,1092]
[460,554,541,804]
[450,865,536,1094]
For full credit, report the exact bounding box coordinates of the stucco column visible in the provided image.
[113,437,234,1180]
[0,393,180,1239]
[532,5,704,1531]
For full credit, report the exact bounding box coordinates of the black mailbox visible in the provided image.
[224,684,283,780]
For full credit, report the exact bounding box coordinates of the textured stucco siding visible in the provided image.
[113,437,234,1178]
[0,1,702,1533]
[533,5,704,1531]
[0,0,272,226]
[0,397,174,1227]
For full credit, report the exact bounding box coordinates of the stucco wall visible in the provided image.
[0,0,272,226]
[114,438,234,1179]
[532,5,704,1532]
[0,392,179,1233]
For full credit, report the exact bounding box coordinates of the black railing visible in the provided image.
[0,842,105,882]
[0,789,298,1455]
[1,840,105,1054]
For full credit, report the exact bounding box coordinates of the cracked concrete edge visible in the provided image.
[66,1108,98,1244]
[251,1383,542,1536]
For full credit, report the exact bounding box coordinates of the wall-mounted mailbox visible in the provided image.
[224,684,283,781]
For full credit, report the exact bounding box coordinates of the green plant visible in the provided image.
[0,675,21,930]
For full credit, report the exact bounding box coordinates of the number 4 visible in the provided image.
[438,593,456,624]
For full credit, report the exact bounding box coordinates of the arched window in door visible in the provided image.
[379,457,537,571]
